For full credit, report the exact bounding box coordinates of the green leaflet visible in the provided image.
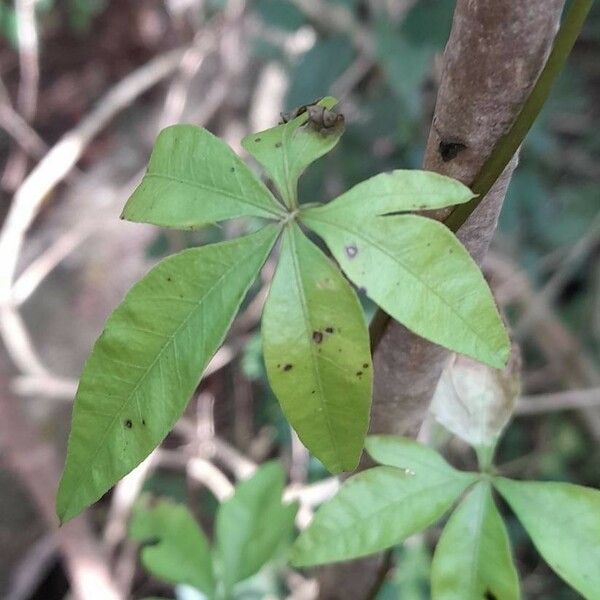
[56,226,279,523]
[301,211,509,369]
[130,502,215,597]
[215,462,298,594]
[431,482,520,600]
[311,169,474,220]
[495,478,600,599]
[242,96,344,209]
[121,125,285,229]
[262,223,372,473]
[292,464,475,567]
[365,435,470,477]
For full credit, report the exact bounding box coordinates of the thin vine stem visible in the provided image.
[368,0,594,351]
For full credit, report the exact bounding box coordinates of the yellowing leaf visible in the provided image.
[262,224,372,473]
[302,211,509,369]
[430,351,520,448]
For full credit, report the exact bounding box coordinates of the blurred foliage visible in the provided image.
[0,0,106,44]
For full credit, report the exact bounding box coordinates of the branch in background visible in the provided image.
[2,0,40,190]
[0,48,186,305]
[15,0,39,120]
[0,381,123,600]
[486,252,600,439]
[0,48,187,395]
[516,388,600,415]
[0,76,47,159]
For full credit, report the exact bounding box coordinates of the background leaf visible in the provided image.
[262,223,372,473]
[242,97,344,208]
[292,464,475,567]
[305,170,474,220]
[122,125,285,229]
[301,212,509,368]
[285,37,355,108]
[495,478,600,599]
[130,502,214,596]
[57,226,279,522]
[215,462,298,594]
[431,481,520,600]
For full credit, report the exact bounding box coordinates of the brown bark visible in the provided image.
[317,1,565,597]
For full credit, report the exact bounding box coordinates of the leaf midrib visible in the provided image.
[287,227,343,471]
[143,172,284,218]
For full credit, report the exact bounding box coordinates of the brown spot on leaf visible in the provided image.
[283,364,293,371]
[484,591,497,600]
[356,371,363,377]
[345,244,358,259]
[312,330,323,344]
[325,327,334,334]
[275,142,282,148]
[142,419,146,426]
[124,419,133,429]
[363,363,369,369]
[254,137,262,142]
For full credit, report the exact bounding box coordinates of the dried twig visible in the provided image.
[0,381,122,600]
[0,48,186,304]
[516,388,600,414]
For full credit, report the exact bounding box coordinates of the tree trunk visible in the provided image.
[317,1,565,597]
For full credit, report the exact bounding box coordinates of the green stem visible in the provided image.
[369,0,593,348]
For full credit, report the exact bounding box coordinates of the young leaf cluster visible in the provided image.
[130,462,297,600]
[57,96,509,522]
[293,434,600,600]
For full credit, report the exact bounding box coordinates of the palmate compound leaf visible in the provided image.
[215,462,298,595]
[431,481,520,600]
[495,478,600,599]
[262,223,372,473]
[242,96,344,209]
[130,502,214,597]
[292,437,476,566]
[301,210,509,369]
[56,225,279,523]
[121,124,286,229]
